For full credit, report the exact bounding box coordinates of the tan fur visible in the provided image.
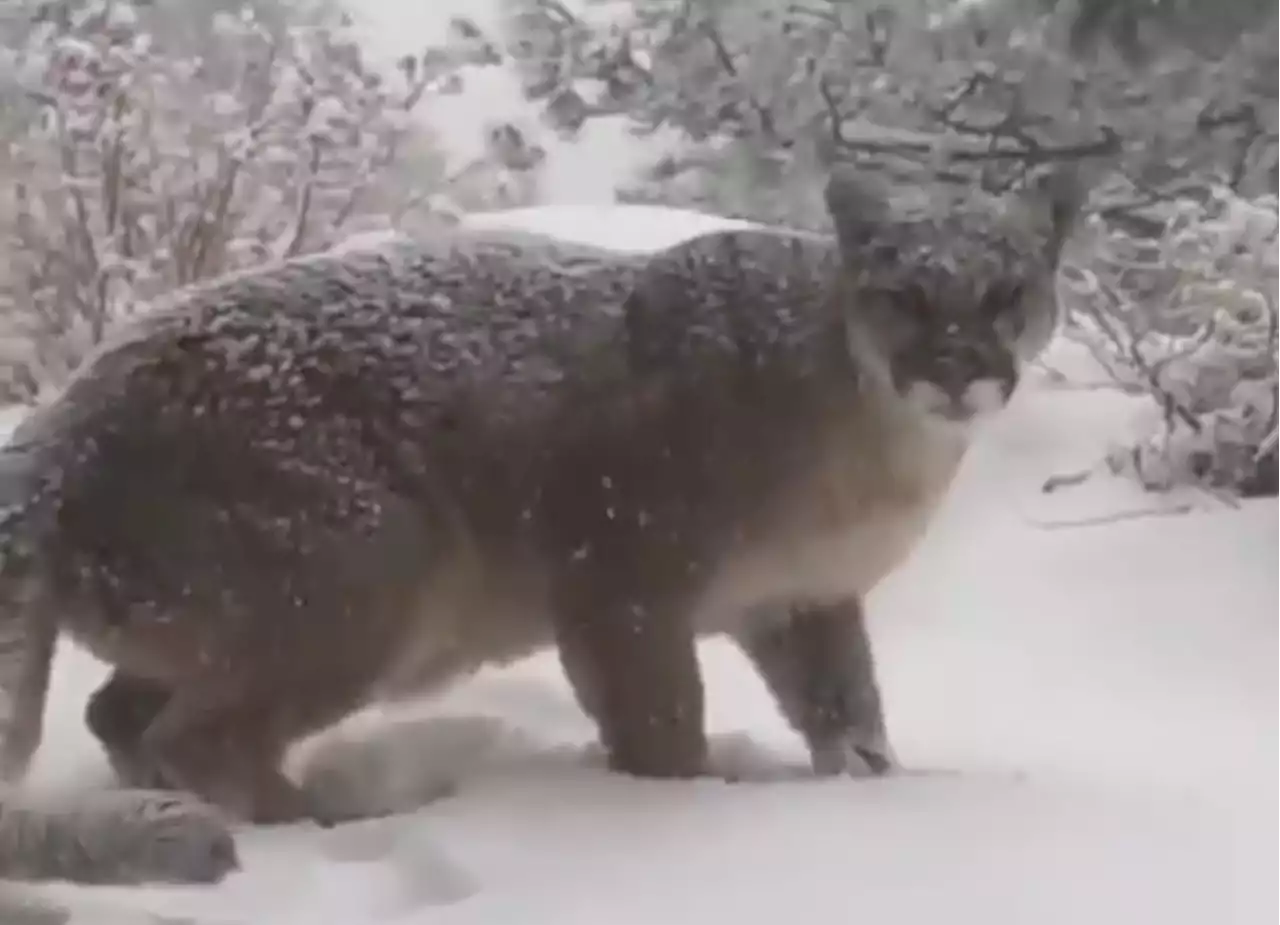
[377,554,552,700]
[695,398,969,632]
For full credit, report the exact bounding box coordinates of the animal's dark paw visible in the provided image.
[310,806,344,829]
[305,793,403,830]
[810,730,898,779]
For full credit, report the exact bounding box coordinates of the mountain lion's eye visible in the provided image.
[984,283,1024,318]
[898,284,934,324]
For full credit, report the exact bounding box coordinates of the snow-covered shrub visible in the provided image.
[0,0,453,402]
[1061,186,1278,496]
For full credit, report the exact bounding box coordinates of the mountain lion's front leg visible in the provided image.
[736,597,896,777]
[555,583,708,780]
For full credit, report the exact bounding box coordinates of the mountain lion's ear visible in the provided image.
[1022,163,1091,265]
[824,164,891,259]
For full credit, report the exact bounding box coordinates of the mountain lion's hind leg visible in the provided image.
[86,671,173,789]
[736,598,897,777]
[134,674,361,828]
[31,676,243,887]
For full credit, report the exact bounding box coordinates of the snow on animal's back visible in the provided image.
[465,204,778,254]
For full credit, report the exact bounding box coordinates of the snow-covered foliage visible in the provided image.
[1061,185,1277,496]
[2,0,1273,495]
[493,0,1274,218]
[0,0,471,402]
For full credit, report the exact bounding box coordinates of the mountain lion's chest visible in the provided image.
[693,407,969,630]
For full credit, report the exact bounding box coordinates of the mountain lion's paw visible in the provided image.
[810,731,897,779]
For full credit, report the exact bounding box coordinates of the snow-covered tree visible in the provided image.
[1062,186,1277,497]
[1009,0,1275,61]
[0,0,536,403]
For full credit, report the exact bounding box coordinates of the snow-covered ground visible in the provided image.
[11,207,1278,925]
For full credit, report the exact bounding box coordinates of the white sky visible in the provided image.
[349,0,664,205]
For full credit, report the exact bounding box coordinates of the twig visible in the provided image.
[1026,503,1196,530]
[281,137,323,259]
[186,39,282,283]
[1040,468,1093,493]
[834,124,1121,165]
[698,19,779,142]
[330,61,434,231]
[817,75,847,146]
